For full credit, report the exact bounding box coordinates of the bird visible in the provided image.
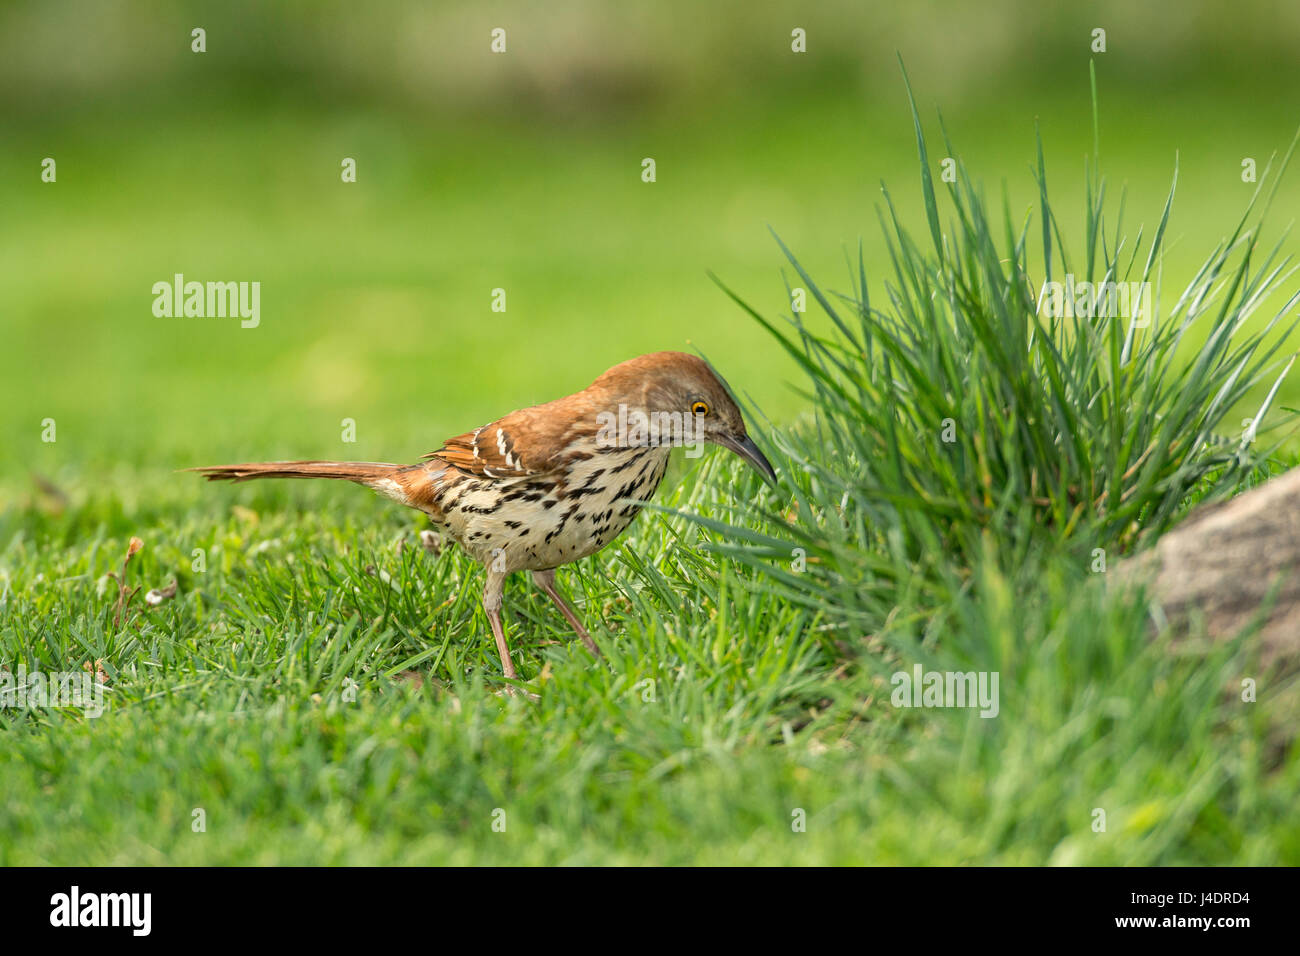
[190,351,777,690]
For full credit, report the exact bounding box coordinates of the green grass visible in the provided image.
[3,450,1298,864]
[709,66,1300,620]
[5,69,1300,864]
[4,448,1297,865]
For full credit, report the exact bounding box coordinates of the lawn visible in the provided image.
[3,21,1300,863]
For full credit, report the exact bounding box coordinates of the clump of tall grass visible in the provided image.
[709,64,1300,632]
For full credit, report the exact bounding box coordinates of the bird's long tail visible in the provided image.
[187,460,411,499]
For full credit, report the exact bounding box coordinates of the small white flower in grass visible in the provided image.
[145,580,178,606]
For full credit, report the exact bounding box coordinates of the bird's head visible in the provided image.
[589,351,777,486]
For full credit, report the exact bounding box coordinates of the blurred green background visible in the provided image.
[3,0,1299,496]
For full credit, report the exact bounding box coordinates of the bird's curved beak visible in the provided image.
[715,432,778,487]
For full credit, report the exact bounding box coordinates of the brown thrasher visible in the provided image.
[191,351,776,688]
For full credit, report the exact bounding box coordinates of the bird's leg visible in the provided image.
[481,569,518,682]
[532,568,601,659]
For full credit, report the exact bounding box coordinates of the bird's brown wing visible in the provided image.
[425,393,610,480]
[427,425,534,478]
[423,408,551,478]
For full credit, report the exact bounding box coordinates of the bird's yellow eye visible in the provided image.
[691,400,710,417]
